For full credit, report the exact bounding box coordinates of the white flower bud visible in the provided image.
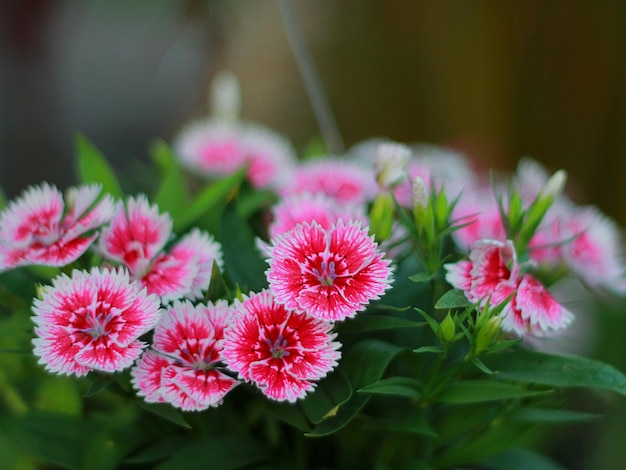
[374,143,410,189]
[543,169,567,199]
[209,71,241,122]
[411,176,428,209]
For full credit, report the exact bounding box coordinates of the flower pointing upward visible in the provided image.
[267,220,393,321]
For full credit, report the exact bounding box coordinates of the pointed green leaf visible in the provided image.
[299,370,352,424]
[220,202,268,292]
[155,435,270,470]
[306,340,404,436]
[413,346,445,354]
[150,140,189,216]
[0,186,6,211]
[366,410,436,437]
[513,407,601,424]
[358,376,422,398]
[408,272,437,283]
[175,168,244,232]
[435,380,551,404]
[134,401,191,429]
[75,134,123,198]
[484,349,626,396]
[435,289,471,309]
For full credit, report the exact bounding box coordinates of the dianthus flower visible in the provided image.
[267,220,393,321]
[279,159,377,205]
[221,290,341,402]
[32,267,160,376]
[0,183,114,271]
[131,300,238,411]
[174,119,296,189]
[98,195,222,302]
[445,239,573,336]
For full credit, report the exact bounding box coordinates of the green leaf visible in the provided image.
[484,349,626,396]
[134,401,191,429]
[0,186,6,211]
[408,272,437,283]
[220,202,268,293]
[482,448,568,470]
[155,435,270,470]
[336,314,424,333]
[8,413,98,470]
[513,408,601,424]
[306,340,405,437]
[434,289,471,309]
[124,436,190,464]
[75,134,123,198]
[366,409,436,437]
[151,140,189,216]
[175,168,245,232]
[413,346,445,354]
[299,370,352,424]
[358,376,422,398]
[83,374,116,398]
[435,380,551,404]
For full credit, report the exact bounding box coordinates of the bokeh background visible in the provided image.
[2,1,626,468]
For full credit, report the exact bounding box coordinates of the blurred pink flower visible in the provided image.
[98,196,222,302]
[279,159,377,205]
[268,192,366,240]
[267,220,393,321]
[131,300,238,411]
[0,183,114,270]
[221,290,341,402]
[32,267,160,376]
[174,119,296,189]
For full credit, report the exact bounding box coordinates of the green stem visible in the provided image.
[279,0,344,154]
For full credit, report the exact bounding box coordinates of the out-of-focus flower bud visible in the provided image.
[542,169,567,200]
[210,71,241,123]
[411,176,428,210]
[374,143,410,189]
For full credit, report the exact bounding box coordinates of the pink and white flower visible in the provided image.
[221,290,341,402]
[279,159,377,205]
[559,206,626,294]
[32,267,160,376]
[267,220,393,321]
[0,183,114,270]
[174,119,296,189]
[445,239,573,336]
[131,300,238,411]
[98,195,222,302]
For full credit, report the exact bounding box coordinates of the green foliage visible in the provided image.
[75,134,124,198]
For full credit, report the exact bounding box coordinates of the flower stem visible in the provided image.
[279,0,345,154]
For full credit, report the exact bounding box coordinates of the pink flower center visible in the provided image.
[265,335,290,359]
[76,301,116,339]
[313,259,338,286]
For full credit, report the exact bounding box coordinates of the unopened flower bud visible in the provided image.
[374,143,410,189]
[210,71,241,122]
[543,169,567,199]
[411,176,428,209]
[475,316,502,355]
[440,312,456,342]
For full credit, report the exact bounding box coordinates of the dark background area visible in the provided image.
[2,2,626,468]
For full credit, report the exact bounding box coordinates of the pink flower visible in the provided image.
[174,119,296,189]
[451,187,506,252]
[445,239,573,336]
[267,220,393,321]
[131,300,239,411]
[98,196,222,302]
[221,290,341,402]
[32,267,160,376]
[268,192,366,240]
[279,159,377,205]
[559,206,626,294]
[0,183,114,270]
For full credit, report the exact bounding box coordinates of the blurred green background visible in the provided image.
[2,1,626,469]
